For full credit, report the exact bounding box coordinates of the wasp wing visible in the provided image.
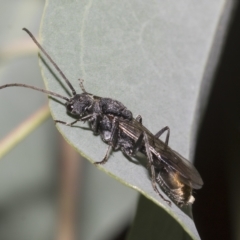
[151,139,203,189]
[119,118,203,190]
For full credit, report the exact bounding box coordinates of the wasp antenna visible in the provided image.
[22,28,77,96]
[79,79,86,93]
[0,83,69,101]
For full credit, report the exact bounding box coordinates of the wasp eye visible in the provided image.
[66,104,73,112]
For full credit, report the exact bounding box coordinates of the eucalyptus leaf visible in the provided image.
[39,0,230,239]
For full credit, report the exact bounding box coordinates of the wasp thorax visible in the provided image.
[65,93,94,116]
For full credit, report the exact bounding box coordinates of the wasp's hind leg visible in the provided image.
[130,132,144,155]
[143,132,172,205]
[128,130,171,204]
[154,126,170,146]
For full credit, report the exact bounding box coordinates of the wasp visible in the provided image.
[0,28,203,206]
[94,115,203,206]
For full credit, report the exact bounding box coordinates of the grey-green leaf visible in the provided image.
[40,0,233,239]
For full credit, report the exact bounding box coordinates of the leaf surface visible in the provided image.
[40,0,228,239]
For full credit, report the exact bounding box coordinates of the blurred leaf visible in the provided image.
[127,196,193,240]
[0,105,50,158]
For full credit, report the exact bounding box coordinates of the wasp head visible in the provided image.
[65,93,94,117]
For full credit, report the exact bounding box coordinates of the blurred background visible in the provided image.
[0,1,138,240]
[193,2,240,240]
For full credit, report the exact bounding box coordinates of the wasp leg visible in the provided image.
[55,114,102,134]
[135,115,142,124]
[55,119,80,126]
[154,126,170,146]
[81,113,103,134]
[91,114,101,134]
[79,114,93,121]
[143,132,172,206]
[94,117,120,165]
[55,114,94,126]
[94,145,113,165]
[131,132,144,155]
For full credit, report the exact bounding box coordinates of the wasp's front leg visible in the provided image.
[55,119,80,126]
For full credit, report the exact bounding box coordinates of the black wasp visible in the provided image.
[118,118,203,206]
[0,28,203,206]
